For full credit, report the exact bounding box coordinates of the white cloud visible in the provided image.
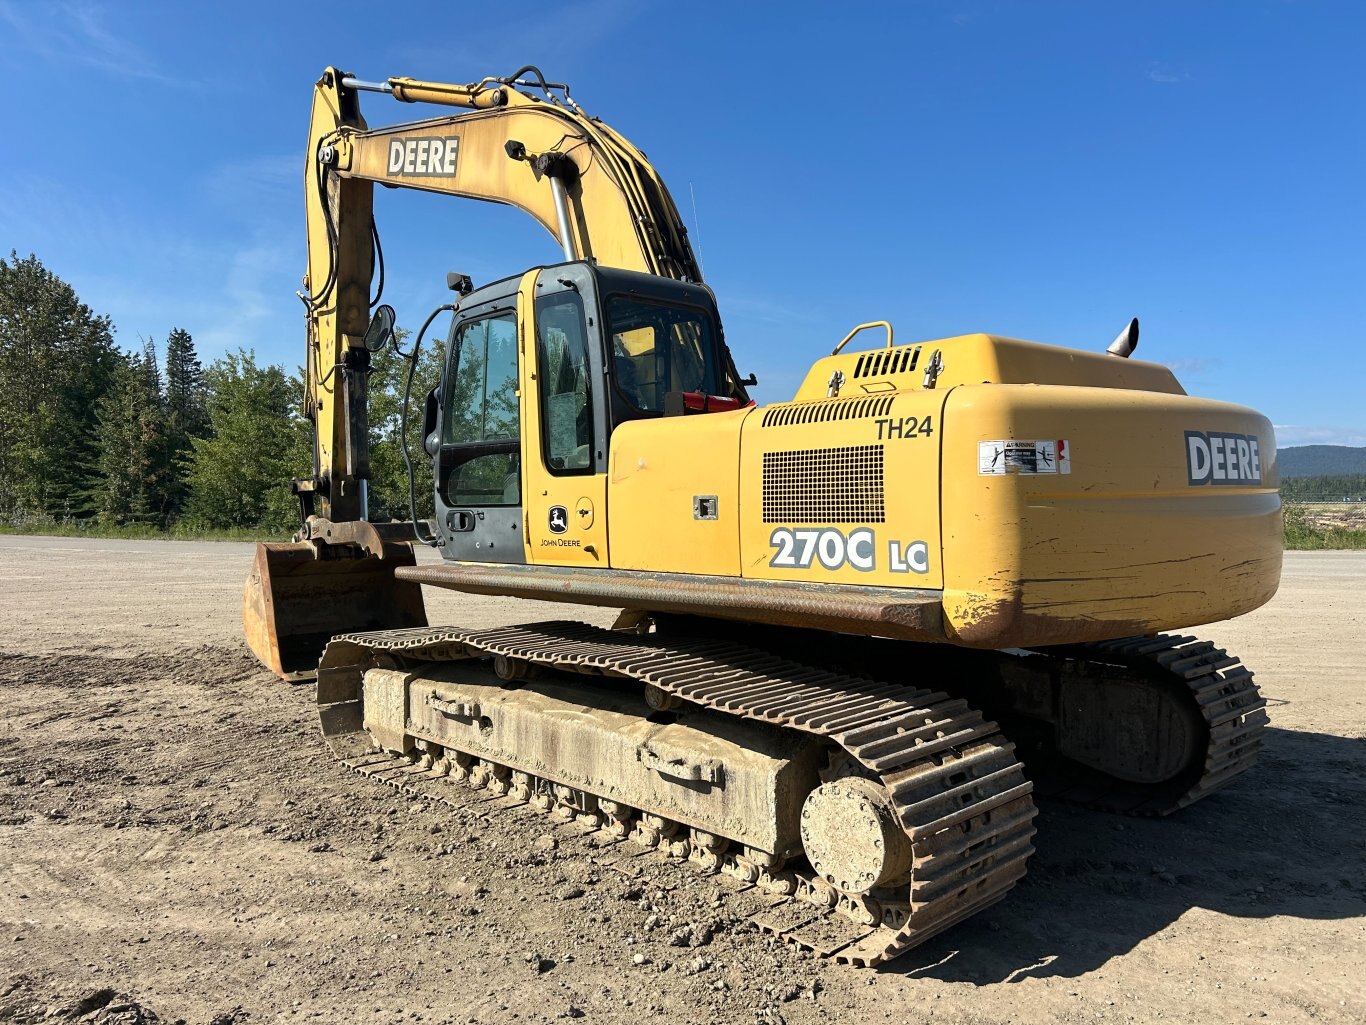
[1273,425,1366,448]
[192,240,298,358]
[1146,62,1188,85]
[0,1,191,86]
[2,167,299,364]
[204,154,299,215]
[718,293,820,328]
[384,0,642,86]
[1167,357,1214,375]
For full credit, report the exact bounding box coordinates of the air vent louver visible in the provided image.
[761,395,895,428]
[853,346,922,379]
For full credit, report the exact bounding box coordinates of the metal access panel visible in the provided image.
[739,390,947,590]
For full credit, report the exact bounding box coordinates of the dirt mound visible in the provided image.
[0,978,164,1024]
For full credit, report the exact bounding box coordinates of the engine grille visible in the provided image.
[760,395,895,428]
[854,346,921,379]
[762,445,885,524]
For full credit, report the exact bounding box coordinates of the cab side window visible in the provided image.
[441,312,520,506]
[606,295,717,414]
[534,292,593,473]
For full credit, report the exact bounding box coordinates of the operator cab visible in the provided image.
[425,262,745,563]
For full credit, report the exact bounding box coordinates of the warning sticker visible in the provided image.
[979,440,1071,476]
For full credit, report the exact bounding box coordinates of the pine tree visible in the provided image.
[184,350,310,533]
[161,327,209,521]
[140,336,163,400]
[165,327,207,435]
[0,251,120,519]
[93,348,165,525]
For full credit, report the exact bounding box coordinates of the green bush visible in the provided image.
[1283,503,1366,550]
[0,510,270,542]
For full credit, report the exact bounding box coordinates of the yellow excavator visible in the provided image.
[243,66,1281,966]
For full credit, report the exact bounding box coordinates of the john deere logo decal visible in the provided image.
[548,505,568,535]
[387,136,459,177]
[1186,431,1262,486]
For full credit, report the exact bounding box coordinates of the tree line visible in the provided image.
[14,246,1352,543]
[1279,475,1366,503]
[0,252,439,537]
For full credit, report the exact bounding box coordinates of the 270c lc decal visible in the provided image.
[769,527,929,574]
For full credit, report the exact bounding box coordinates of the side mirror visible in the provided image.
[422,386,441,456]
[363,304,397,352]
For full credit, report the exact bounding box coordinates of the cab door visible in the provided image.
[434,286,525,564]
[519,264,610,566]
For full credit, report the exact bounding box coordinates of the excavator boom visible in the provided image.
[245,66,735,678]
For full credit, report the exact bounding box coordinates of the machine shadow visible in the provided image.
[883,725,1366,983]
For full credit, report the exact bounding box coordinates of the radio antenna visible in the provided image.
[689,181,705,277]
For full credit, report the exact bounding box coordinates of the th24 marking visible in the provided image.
[876,415,933,441]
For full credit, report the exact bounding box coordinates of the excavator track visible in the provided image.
[642,618,1269,820]
[1033,633,1268,815]
[317,621,1038,967]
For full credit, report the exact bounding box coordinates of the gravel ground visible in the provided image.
[1,537,1363,1025]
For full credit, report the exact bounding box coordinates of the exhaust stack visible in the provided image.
[1106,317,1140,358]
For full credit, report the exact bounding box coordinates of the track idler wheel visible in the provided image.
[800,777,913,895]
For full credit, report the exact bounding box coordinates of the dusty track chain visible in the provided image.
[1038,634,1268,815]
[330,744,838,959]
[318,621,1038,966]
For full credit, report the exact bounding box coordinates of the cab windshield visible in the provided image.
[605,295,720,413]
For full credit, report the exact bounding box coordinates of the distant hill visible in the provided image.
[1277,445,1366,477]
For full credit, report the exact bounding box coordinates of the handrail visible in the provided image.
[831,321,894,355]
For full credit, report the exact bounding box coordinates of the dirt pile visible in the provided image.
[0,977,169,1024]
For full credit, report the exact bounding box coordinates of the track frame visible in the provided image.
[317,620,1039,966]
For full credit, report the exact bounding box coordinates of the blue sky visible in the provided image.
[2,0,1363,446]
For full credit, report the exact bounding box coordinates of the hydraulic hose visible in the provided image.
[369,219,385,308]
[400,303,456,546]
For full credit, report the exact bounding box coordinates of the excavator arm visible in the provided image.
[246,65,727,678]
[301,65,708,523]
[323,71,701,276]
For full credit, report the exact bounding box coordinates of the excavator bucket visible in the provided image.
[243,541,427,680]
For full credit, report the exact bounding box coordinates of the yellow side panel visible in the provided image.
[739,394,946,588]
[518,272,610,567]
[608,409,750,574]
[939,384,1282,647]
